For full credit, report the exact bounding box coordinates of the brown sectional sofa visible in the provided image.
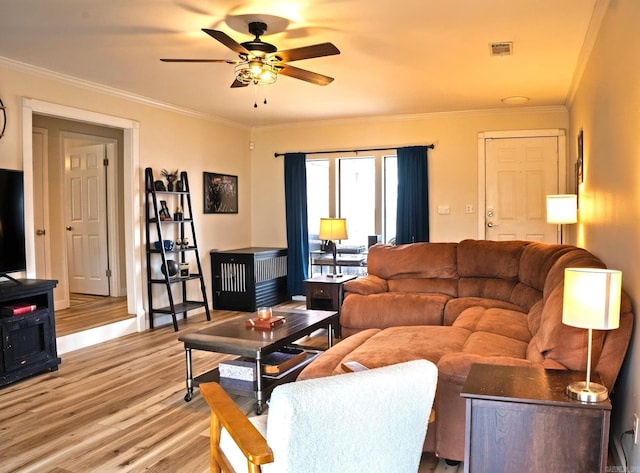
[298,239,634,462]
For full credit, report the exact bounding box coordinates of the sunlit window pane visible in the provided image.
[339,157,375,246]
[306,160,329,239]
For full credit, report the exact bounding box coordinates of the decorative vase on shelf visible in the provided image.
[160,168,179,193]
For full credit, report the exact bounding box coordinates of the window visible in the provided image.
[306,160,329,244]
[306,154,397,248]
[339,157,375,246]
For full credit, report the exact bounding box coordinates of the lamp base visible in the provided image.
[565,381,609,402]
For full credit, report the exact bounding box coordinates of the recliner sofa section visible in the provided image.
[298,239,633,462]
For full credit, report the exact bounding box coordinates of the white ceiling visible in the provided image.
[0,0,600,127]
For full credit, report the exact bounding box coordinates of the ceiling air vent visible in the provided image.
[489,42,513,56]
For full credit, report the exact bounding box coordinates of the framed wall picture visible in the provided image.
[203,172,238,214]
[577,129,584,184]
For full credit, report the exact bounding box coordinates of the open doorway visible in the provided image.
[22,98,144,354]
[32,120,129,335]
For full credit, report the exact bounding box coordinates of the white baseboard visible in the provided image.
[56,318,137,354]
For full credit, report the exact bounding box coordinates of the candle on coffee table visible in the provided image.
[257,307,272,320]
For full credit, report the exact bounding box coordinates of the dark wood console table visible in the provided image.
[0,278,60,386]
[461,364,611,473]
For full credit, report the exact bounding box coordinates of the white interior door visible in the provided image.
[32,127,52,279]
[484,136,559,243]
[65,144,110,295]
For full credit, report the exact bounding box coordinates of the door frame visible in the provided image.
[21,98,144,352]
[477,129,567,240]
[32,126,52,279]
[62,132,122,299]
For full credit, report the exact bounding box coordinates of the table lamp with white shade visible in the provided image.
[546,194,577,244]
[318,218,348,278]
[562,267,622,402]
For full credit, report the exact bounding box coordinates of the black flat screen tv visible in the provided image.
[0,169,27,278]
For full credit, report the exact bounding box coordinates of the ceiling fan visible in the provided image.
[161,21,340,88]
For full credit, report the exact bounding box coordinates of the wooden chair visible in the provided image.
[200,359,438,473]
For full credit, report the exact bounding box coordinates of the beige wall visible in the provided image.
[568,0,640,465]
[0,62,252,311]
[250,108,569,245]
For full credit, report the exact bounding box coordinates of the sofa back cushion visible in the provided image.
[528,248,608,370]
[517,242,576,291]
[509,242,575,311]
[388,278,458,298]
[456,239,527,302]
[457,278,517,301]
[367,242,458,280]
[457,239,526,279]
[542,248,606,301]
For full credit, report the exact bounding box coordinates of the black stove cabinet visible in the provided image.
[0,279,60,386]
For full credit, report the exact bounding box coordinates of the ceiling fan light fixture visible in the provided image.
[235,60,278,85]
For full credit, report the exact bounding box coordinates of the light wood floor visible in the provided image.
[55,293,131,337]
[1,303,462,473]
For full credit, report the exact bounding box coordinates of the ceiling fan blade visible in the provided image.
[275,42,340,62]
[160,58,233,63]
[279,64,334,85]
[230,79,248,88]
[202,28,249,56]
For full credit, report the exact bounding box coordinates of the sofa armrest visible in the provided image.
[344,275,388,295]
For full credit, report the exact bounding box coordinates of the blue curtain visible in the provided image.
[284,153,309,296]
[396,146,429,244]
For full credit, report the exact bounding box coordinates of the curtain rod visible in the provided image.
[274,144,434,158]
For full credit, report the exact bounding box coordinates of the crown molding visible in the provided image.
[0,56,248,130]
[565,0,611,107]
[252,105,569,131]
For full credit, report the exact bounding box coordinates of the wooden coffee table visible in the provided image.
[178,308,338,413]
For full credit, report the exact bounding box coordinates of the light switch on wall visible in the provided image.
[437,205,450,215]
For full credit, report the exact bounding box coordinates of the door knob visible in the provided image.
[66,226,73,231]
[36,229,46,236]
[487,222,498,228]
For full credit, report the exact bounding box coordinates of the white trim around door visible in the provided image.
[477,129,567,240]
[21,98,145,353]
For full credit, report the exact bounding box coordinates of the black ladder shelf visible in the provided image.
[145,168,210,331]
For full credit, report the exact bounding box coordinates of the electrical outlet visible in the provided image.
[634,413,639,445]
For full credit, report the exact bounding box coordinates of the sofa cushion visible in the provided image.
[542,249,605,302]
[443,296,523,326]
[297,329,381,381]
[456,239,526,279]
[452,306,531,343]
[518,242,575,291]
[343,274,388,296]
[460,331,529,359]
[533,284,606,371]
[508,282,542,312]
[457,277,517,300]
[367,242,458,280]
[388,278,458,297]
[340,292,451,334]
[333,325,471,373]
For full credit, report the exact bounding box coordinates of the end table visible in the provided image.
[461,364,611,473]
[305,274,357,337]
